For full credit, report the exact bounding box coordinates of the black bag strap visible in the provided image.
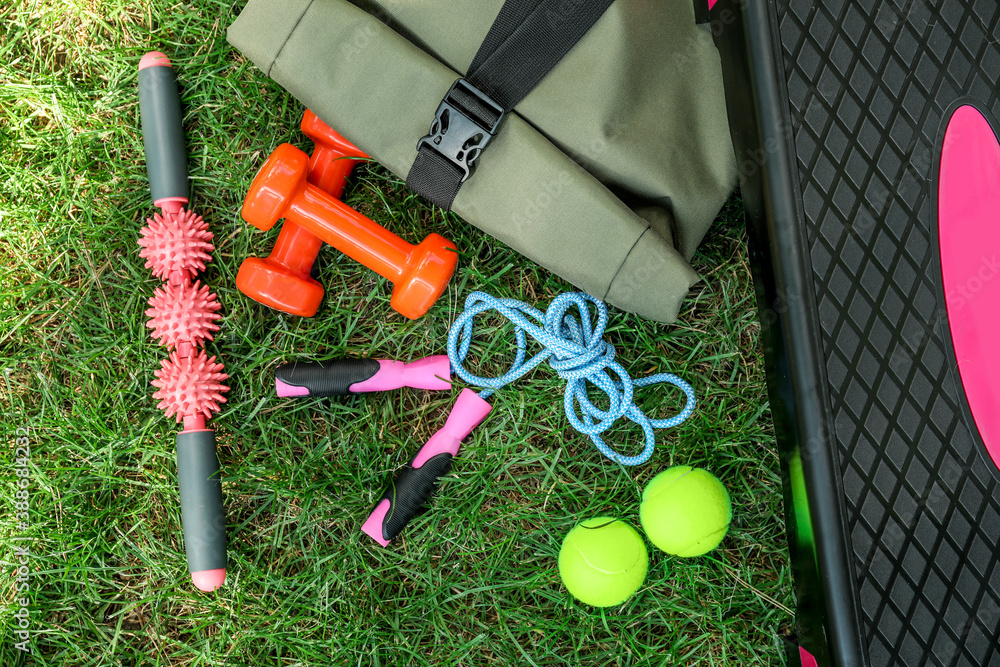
[406,0,616,210]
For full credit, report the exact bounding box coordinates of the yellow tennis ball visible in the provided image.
[640,466,731,557]
[558,517,648,607]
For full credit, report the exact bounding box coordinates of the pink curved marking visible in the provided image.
[362,499,391,546]
[139,51,172,70]
[275,378,310,397]
[939,104,1000,471]
[799,647,818,667]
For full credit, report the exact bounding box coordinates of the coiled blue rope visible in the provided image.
[447,291,696,466]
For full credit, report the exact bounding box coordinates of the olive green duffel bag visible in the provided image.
[228,0,736,323]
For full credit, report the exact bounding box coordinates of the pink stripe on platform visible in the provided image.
[938,104,1000,472]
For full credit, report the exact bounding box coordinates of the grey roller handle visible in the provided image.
[138,53,189,206]
[176,430,227,577]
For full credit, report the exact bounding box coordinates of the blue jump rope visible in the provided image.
[447,291,696,466]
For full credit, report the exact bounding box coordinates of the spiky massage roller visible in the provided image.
[138,51,228,592]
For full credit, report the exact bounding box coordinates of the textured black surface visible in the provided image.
[378,453,454,542]
[775,0,1000,664]
[275,359,380,397]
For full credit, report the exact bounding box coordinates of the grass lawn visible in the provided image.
[1,2,793,664]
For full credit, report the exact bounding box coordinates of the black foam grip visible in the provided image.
[176,430,227,573]
[377,453,454,542]
[275,359,380,397]
[139,65,189,203]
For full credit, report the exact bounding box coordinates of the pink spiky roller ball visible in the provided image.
[138,51,229,592]
[146,281,222,349]
[152,349,229,423]
[138,209,214,282]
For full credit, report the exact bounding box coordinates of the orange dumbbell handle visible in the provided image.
[266,222,326,276]
[268,119,368,276]
[309,150,357,198]
[269,157,364,276]
[288,184,411,284]
[303,116,369,197]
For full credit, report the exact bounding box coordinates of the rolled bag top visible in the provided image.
[227,0,737,323]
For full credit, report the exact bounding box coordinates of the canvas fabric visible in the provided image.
[227,0,736,322]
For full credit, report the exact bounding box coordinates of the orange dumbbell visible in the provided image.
[236,111,369,317]
[242,143,457,320]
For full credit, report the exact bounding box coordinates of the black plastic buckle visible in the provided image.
[416,79,507,183]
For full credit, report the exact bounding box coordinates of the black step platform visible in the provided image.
[704,0,1000,664]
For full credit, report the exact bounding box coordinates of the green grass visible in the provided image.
[1,2,792,664]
